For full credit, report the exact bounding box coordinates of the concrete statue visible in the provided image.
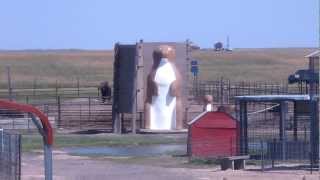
[145,45,183,130]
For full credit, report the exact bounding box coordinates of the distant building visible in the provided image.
[189,41,200,50]
[214,42,223,51]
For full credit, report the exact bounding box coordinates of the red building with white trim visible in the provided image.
[188,111,238,158]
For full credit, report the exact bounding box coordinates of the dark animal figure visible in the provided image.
[99,81,111,103]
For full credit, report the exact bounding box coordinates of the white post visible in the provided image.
[44,143,53,180]
[30,115,53,180]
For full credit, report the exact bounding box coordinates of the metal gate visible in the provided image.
[0,129,21,180]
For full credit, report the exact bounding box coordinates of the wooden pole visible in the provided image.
[6,66,12,101]
[131,41,143,134]
[55,80,58,97]
[77,77,80,97]
[88,97,91,122]
[33,78,36,96]
[57,96,61,128]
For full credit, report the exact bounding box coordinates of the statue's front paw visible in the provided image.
[170,81,179,97]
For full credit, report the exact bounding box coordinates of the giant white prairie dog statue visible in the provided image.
[145,45,183,130]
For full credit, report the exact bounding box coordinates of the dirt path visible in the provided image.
[22,151,319,180]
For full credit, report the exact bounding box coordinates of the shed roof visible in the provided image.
[188,111,237,129]
[235,94,310,102]
[305,50,320,58]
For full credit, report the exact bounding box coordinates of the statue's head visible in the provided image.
[152,45,176,68]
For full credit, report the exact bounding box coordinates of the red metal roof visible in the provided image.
[189,111,237,129]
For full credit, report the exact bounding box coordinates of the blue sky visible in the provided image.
[0,0,318,49]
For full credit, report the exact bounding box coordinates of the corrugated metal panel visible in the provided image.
[113,44,137,113]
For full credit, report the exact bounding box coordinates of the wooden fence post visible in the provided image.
[33,78,37,96]
[88,97,91,122]
[6,66,13,101]
[227,79,231,104]
[220,77,224,105]
[57,96,61,128]
[77,77,80,97]
[55,80,58,98]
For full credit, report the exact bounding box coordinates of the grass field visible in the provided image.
[22,133,187,152]
[0,48,316,88]
[0,50,113,88]
[193,48,316,82]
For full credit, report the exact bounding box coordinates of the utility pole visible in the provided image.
[226,35,230,51]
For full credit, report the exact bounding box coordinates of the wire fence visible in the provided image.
[0,87,100,100]
[0,96,112,130]
[234,99,316,171]
[0,130,21,180]
[191,79,317,104]
[0,78,316,130]
[255,139,313,172]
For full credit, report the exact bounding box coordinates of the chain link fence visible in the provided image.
[0,129,21,180]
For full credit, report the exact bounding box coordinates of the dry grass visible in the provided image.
[0,50,114,88]
[192,48,316,82]
[0,48,316,88]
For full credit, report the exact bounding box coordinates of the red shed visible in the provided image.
[187,111,239,158]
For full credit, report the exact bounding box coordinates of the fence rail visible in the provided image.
[191,79,317,104]
[0,79,317,130]
[0,96,112,130]
[0,87,100,99]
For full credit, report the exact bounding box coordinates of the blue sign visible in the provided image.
[190,60,199,76]
[191,60,198,66]
[191,66,198,76]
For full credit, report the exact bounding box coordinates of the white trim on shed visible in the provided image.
[187,111,207,125]
[305,50,320,58]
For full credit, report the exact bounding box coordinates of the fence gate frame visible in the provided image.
[0,128,21,180]
[0,100,54,180]
[235,95,318,162]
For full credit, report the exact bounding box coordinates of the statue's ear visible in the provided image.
[147,72,158,96]
[149,70,156,81]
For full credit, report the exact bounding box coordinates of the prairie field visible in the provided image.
[193,48,316,82]
[0,48,316,89]
[0,50,114,89]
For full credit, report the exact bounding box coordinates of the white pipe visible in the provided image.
[247,104,280,115]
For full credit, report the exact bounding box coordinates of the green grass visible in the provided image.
[22,133,187,152]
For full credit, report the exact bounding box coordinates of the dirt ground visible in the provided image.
[22,150,320,180]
